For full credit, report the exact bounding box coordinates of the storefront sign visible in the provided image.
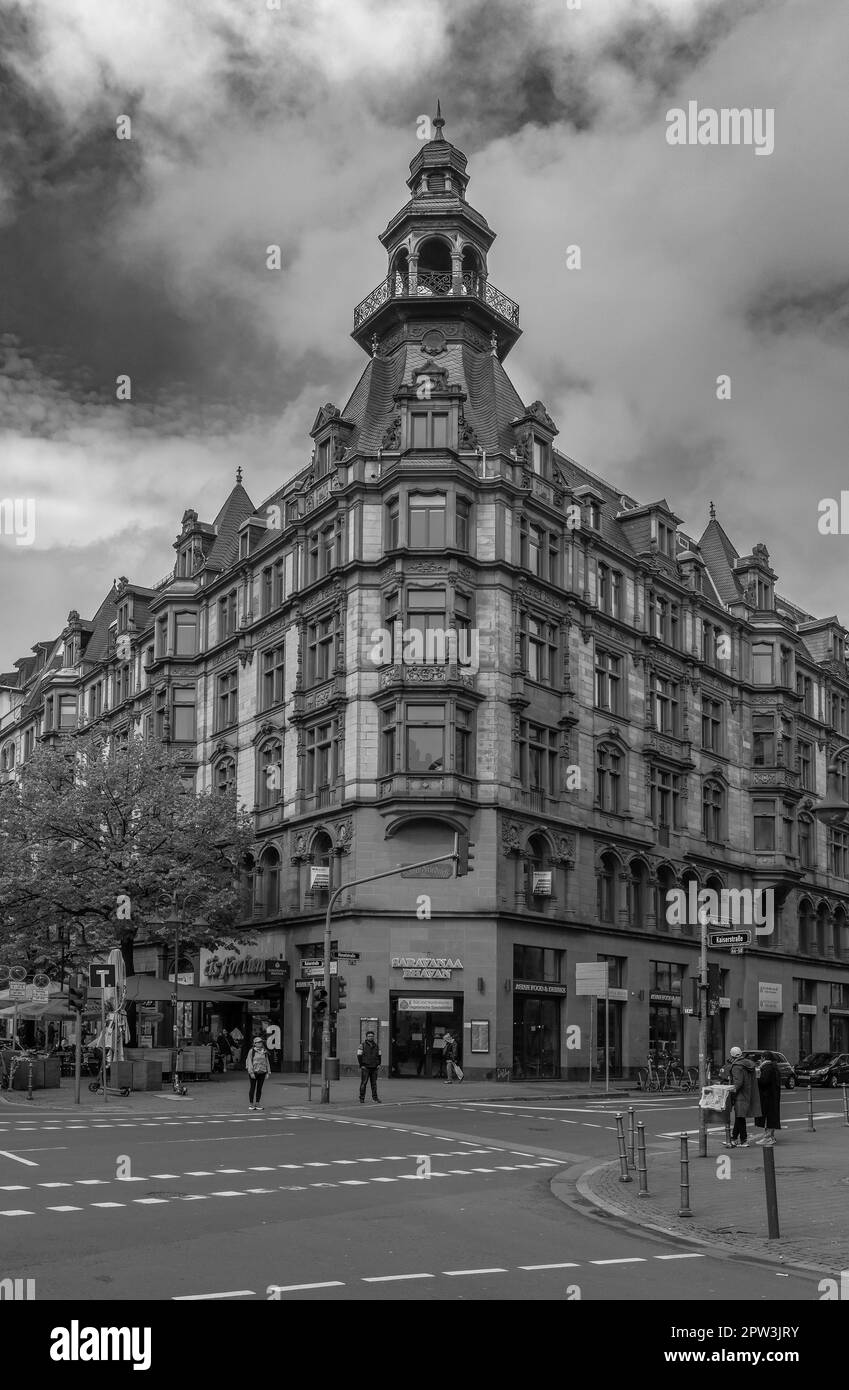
[650,992,681,1005]
[201,945,268,984]
[513,981,568,996]
[391,957,463,980]
[797,1004,817,1016]
[396,997,456,1012]
[608,988,628,1003]
[265,960,290,980]
[719,997,731,1009]
[758,982,783,1013]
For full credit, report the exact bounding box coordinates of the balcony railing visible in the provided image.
[354,272,519,329]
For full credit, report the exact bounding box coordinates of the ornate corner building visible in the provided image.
[2,112,849,1080]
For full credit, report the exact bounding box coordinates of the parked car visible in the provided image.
[739,1049,797,1089]
[795,1052,849,1087]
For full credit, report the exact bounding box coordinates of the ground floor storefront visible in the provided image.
[277,917,849,1081]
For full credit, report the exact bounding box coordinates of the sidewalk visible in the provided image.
[579,1112,849,1274]
[0,1071,631,1114]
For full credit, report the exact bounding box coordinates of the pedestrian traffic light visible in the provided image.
[68,974,86,1012]
[313,985,328,1021]
[330,976,347,1012]
[454,831,475,876]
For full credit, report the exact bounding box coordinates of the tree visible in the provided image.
[0,733,257,1044]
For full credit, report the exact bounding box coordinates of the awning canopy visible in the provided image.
[121,977,248,1004]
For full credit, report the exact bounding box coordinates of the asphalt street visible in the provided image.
[0,1089,830,1302]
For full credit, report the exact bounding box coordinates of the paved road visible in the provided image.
[0,1093,826,1301]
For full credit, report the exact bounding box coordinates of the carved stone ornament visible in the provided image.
[381,416,401,451]
[502,821,522,853]
[525,400,557,433]
[458,408,479,449]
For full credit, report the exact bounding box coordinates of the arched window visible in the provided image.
[392,250,409,297]
[255,846,280,918]
[680,871,699,937]
[215,757,236,795]
[816,903,829,956]
[461,246,483,296]
[416,238,452,296]
[628,859,650,928]
[798,899,814,954]
[524,833,551,912]
[597,852,618,923]
[833,907,847,960]
[596,744,622,814]
[655,866,676,933]
[257,739,283,808]
[309,831,333,900]
[702,780,724,841]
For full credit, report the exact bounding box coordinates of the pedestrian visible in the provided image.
[724,1046,761,1147]
[246,1036,269,1110]
[357,1030,382,1103]
[754,1055,781,1146]
[442,1030,462,1085]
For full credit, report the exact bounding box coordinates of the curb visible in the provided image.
[571,1157,837,1279]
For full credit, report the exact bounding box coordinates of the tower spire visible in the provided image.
[433,99,445,141]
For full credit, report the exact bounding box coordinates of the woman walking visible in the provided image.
[754,1055,781,1145]
[247,1036,269,1110]
[724,1046,761,1147]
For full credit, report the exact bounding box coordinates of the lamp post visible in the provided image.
[159,889,197,1098]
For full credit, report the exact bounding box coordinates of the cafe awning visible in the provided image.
[123,977,247,1003]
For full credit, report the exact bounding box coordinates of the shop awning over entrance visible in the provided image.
[95,978,249,1004]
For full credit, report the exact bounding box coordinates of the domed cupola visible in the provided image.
[352,104,521,361]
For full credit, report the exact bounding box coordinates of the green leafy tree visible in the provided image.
[0,733,257,1044]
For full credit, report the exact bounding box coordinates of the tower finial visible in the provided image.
[433,99,445,141]
[709,499,716,520]
[236,466,243,486]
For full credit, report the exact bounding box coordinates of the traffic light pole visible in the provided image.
[698,910,708,1157]
[320,837,461,1103]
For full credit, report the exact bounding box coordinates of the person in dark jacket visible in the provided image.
[724,1046,762,1147]
[754,1056,781,1145]
[357,1031,382,1103]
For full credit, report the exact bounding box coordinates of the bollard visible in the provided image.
[762,1145,780,1239]
[627,1107,636,1168]
[26,1055,33,1102]
[698,1106,708,1159]
[636,1121,650,1197]
[678,1133,692,1218]
[615,1112,633,1182]
[843,1083,849,1127]
[807,1083,816,1133]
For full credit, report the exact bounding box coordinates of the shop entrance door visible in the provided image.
[390,997,462,1077]
[757,1015,781,1049]
[512,997,561,1079]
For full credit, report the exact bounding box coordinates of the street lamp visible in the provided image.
[811,737,849,829]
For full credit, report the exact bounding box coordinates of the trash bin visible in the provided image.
[323,1057,341,1081]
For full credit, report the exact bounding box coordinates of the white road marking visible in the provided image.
[134,1198,169,1204]
[591,1258,646,1265]
[655,1254,706,1260]
[0,1209,32,1216]
[267,1281,344,1293]
[174,1290,255,1300]
[362,1273,434,1283]
[519,1262,580,1270]
[444,1267,507,1277]
[0,1150,38,1166]
[46,1205,83,1212]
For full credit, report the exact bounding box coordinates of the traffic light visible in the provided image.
[68,974,86,1013]
[330,976,347,1012]
[313,985,328,1021]
[454,831,475,877]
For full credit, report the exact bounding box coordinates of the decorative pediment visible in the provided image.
[310,403,341,435]
[251,722,281,747]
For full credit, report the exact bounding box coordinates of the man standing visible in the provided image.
[724,1046,761,1147]
[443,1031,462,1085]
[357,1030,382,1103]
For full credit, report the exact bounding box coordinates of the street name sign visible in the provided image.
[708,931,752,948]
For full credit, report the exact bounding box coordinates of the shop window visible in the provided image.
[512,945,562,982]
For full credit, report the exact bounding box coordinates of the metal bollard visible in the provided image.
[27,1055,33,1102]
[762,1144,780,1239]
[615,1112,633,1182]
[698,1105,708,1159]
[678,1133,692,1218]
[807,1083,816,1133]
[627,1107,636,1168]
[636,1121,650,1197]
[842,1083,849,1127]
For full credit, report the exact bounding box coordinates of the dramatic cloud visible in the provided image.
[1,0,847,665]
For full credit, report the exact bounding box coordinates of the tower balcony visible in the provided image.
[353,271,520,331]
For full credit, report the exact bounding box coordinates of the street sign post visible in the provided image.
[88,964,117,990]
[708,931,752,948]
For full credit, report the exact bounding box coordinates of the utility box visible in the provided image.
[323,1057,341,1081]
[132,1060,163,1091]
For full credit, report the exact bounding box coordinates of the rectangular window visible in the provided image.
[405,703,445,773]
[455,707,472,776]
[701,697,723,753]
[380,707,396,776]
[829,829,849,879]
[525,615,557,685]
[799,740,814,791]
[216,670,238,730]
[408,494,446,548]
[799,816,814,869]
[175,612,197,657]
[262,568,273,615]
[387,501,399,549]
[512,945,561,983]
[410,413,429,450]
[273,559,285,607]
[305,720,338,793]
[307,616,335,685]
[598,563,622,618]
[431,413,448,448]
[171,687,196,743]
[752,714,775,767]
[754,801,776,852]
[58,695,77,731]
[594,649,622,714]
[752,643,773,684]
[156,616,168,658]
[406,589,448,664]
[650,766,682,829]
[532,438,547,476]
[797,673,814,714]
[656,521,675,556]
[651,673,680,735]
[261,645,285,711]
[154,688,167,739]
[456,498,470,553]
[780,646,792,686]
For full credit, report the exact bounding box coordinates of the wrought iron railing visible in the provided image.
[353,272,519,328]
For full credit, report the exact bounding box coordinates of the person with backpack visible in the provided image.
[357,1030,382,1103]
[246,1036,269,1110]
[443,1031,463,1085]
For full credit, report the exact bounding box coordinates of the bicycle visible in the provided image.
[637,1054,663,1092]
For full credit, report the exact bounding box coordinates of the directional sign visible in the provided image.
[708,931,752,948]
[337,952,360,963]
[88,964,117,990]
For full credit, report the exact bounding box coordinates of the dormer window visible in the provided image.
[532,437,549,477]
[239,533,249,560]
[755,576,772,609]
[315,439,331,478]
[410,409,449,450]
[587,501,602,531]
[657,520,675,556]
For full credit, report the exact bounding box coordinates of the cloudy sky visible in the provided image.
[1,0,847,668]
